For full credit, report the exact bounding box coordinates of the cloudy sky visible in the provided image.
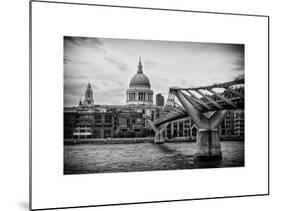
[64,36,244,107]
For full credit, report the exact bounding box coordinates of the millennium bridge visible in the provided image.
[148,79,244,161]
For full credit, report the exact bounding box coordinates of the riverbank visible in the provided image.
[64,137,244,145]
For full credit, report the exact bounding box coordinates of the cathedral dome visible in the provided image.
[126,57,154,105]
[129,73,151,88]
[129,57,151,88]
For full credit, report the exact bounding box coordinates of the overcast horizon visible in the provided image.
[64,36,244,107]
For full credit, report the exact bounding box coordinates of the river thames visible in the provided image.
[64,141,244,174]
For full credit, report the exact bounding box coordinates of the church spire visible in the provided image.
[79,97,82,106]
[137,56,143,73]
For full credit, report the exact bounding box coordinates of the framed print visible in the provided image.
[30,0,269,210]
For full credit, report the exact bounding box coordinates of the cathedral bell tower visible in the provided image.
[83,82,94,107]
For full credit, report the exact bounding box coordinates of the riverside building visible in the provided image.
[64,58,244,141]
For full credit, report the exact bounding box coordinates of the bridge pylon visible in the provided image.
[175,90,228,160]
[147,120,168,144]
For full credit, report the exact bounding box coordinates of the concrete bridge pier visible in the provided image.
[175,90,228,160]
[195,128,222,160]
[147,120,168,144]
[154,130,165,144]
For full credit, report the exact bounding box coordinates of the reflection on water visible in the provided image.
[64,141,244,174]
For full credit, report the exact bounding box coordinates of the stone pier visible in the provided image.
[195,128,222,160]
[147,120,168,144]
[175,90,228,160]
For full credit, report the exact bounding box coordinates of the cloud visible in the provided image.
[64,80,102,106]
[234,73,245,80]
[64,74,88,80]
[227,44,244,72]
[102,82,109,86]
[228,44,244,53]
[106,88,126,97]
[231,54,244,72]
[64,36,104,51]
[92,73,117,81]
[117,81,125,86]
[63,37,245,107]
[64,93,79,107]
[161,78,170,82]
[64,57,93,65]
[104,55,129,72]
[93,88,127,104]
[64,81,85,97]
[64,58,72,64]
[64,36,107,69]
[144,59,158,69]
[64,83,83,107]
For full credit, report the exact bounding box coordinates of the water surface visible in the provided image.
[64,141,244,174]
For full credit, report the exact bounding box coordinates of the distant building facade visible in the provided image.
[64,107,116,139]
[220,111,235,137]
[64,82,244,140]
[234,110,245,137]
[156,93,165,106]
[64,79,157,139]
[64,57,244,141]
[164,118,197,140]
[219,110,244,138]
[162,110,245,141]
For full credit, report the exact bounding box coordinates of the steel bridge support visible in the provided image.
[175,90,228,160]
[147,120,169,144]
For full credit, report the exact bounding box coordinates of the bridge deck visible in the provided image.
[153,79,244,127]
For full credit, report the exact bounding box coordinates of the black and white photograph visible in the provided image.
[0,0,276,209]
[63,36,245,175]
[25,1,270,210]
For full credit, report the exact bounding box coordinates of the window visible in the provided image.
[95,114,102,123]
[105,114,112,123]
[104,129,112,138]
[93,130,101,138]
